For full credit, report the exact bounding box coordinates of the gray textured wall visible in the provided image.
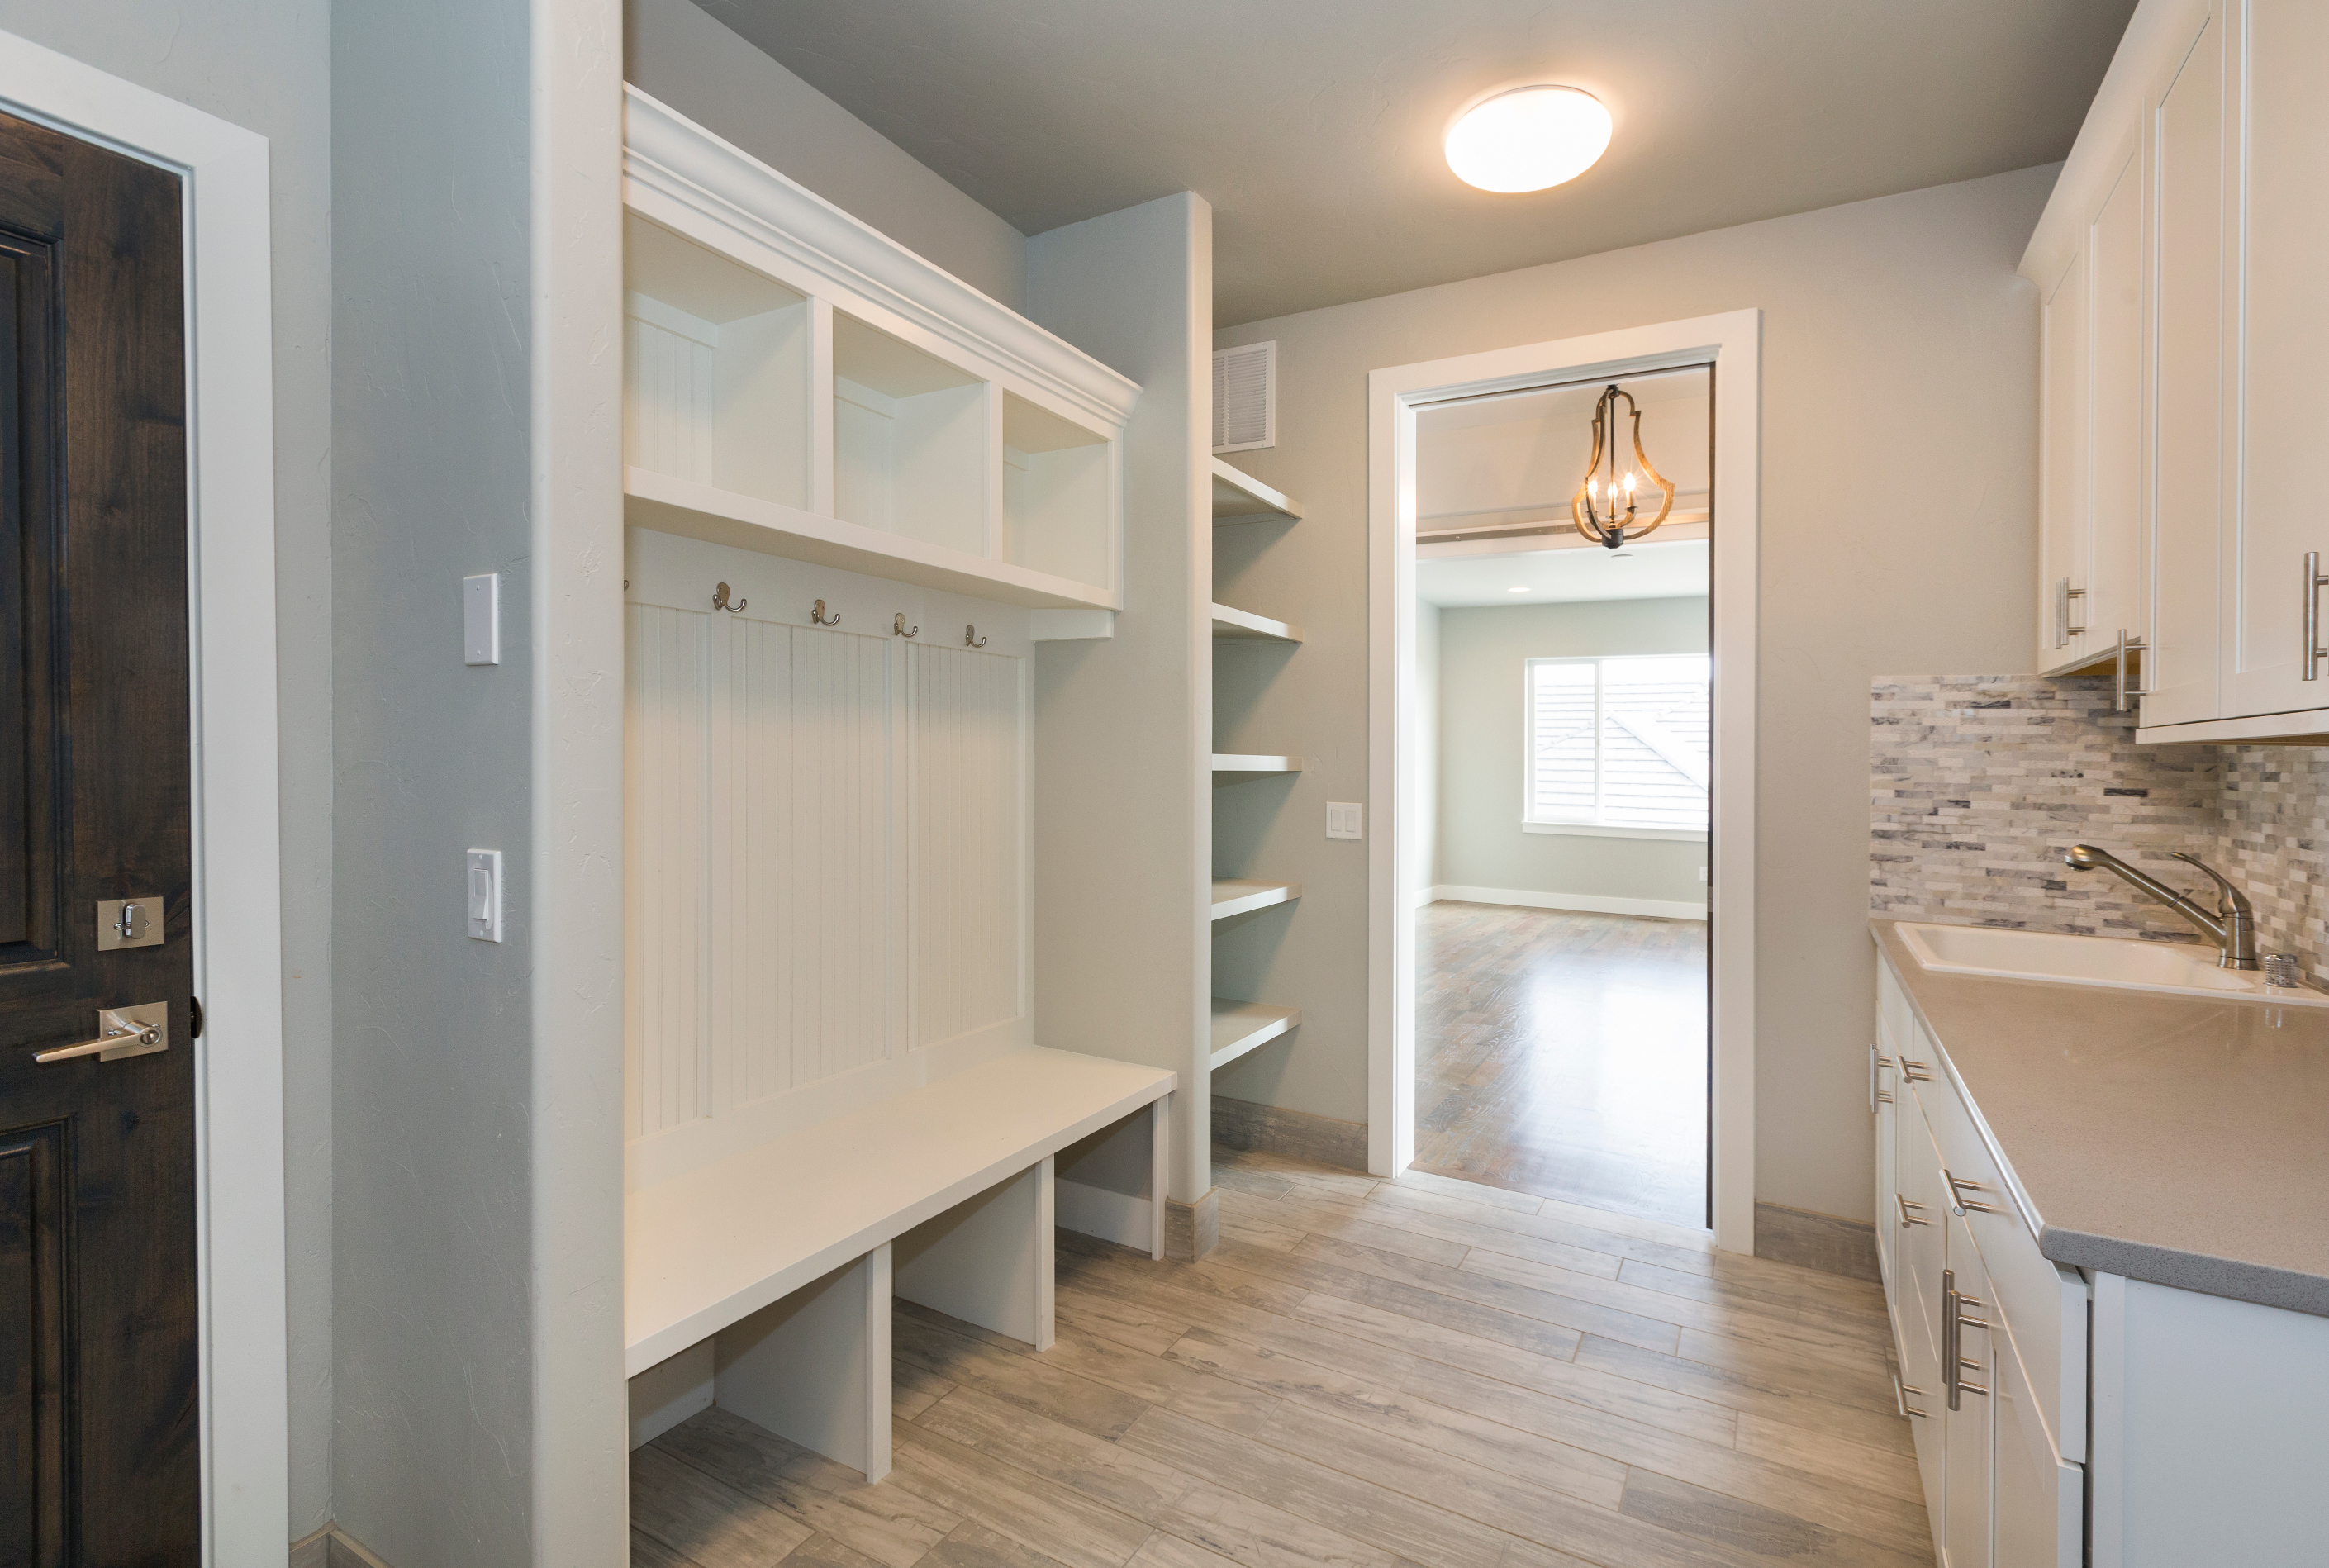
[0,0,337,1537]
[1211,165,2053,1223]
[631,0,1029,309]
[1434,596,1710,908]
[330,0,539,1557]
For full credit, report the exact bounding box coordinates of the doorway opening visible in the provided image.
[1367,313,1756,1252]
[1409,367,1711,1227]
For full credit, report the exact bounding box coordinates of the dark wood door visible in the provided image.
[0,110,198,1565]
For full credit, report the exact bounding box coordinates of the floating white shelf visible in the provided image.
[1211,602,1304,642]
[1210,879,1300,920]
[1211,754,1301,786]
[1209,999,1302,1071]
[1212,458,1303,525]
[625,468,1119,612]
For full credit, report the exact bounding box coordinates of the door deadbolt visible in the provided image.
[97,896,164,950]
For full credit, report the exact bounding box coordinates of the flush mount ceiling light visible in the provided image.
[1508,586,1532,593]
[1445,86,1613,193]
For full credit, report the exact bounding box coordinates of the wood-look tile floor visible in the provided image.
[1415,903,1708,1228]
[631,1149,1927,1568]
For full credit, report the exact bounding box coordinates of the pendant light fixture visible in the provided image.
[1571,383,1676,549]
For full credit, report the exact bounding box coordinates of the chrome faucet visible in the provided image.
[2063,844,2260,970]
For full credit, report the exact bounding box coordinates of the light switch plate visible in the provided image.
[466,848,502,942]
[464,573,500,665]
[1326,801,1363,839]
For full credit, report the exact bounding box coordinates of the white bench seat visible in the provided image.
[625,1045,1174,1479]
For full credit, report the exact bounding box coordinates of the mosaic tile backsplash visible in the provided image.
[1873,675,2329,981]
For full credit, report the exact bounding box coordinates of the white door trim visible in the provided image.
[0,28,289,1561]
[1367,309,1761,1253]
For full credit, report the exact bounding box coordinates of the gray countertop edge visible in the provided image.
[1870,919,2329,1321]
[2038,1225,2329,1318]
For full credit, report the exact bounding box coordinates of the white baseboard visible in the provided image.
[1056,1177,1151,1250]
[1426,884,1707,922]
[628,1339,715,1451]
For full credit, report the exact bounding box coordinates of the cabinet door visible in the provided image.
[1945,1215,1997,1568]
[1872,1039,1898,1292]
[2038,250,2090,671]
[2223,0,2329,718]
[1994,1327,2080,1567]
[2143,2,2229,726]
[2088,129,2146,669]
[1895,1086,1951,1558]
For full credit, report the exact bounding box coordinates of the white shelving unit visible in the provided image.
[623,87,1138,616]
[1210,602,1302,642]
[1208,457,1307,1087]
[1212,754,1300,786]
[1209,1000,1302,1073]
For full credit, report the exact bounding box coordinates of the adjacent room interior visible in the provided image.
[1409,371,1713,1228]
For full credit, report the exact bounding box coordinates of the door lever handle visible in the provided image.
[34,1005,169,1063]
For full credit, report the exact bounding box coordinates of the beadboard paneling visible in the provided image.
[908,644,1026,1049]
[715,618,895,1104]
[626,603,712,1140]
[625,304,715,484]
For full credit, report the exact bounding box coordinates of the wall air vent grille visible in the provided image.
[1213,340,1276,454]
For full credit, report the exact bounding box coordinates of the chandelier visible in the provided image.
[1571,383,1676,549]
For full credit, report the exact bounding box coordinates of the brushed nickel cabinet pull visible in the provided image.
[2114,628,2149,711]
[1896,1193,1928,1228]
[1894,1374,1929,1419]
[2307,552,2329,681]
[1945,1170,1999,1216]
[1899,1057,1932,1083]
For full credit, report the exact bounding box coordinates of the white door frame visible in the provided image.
[0,29,289,1560]
[1367,309,1760,1253]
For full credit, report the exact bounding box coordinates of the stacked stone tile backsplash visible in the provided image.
[1872,674,2329,980]
[1871,675,2222,946]
[2217,748,2329,984]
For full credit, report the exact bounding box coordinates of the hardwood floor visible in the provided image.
[1415,903,1708,1228]
[630,1148,1928,1568]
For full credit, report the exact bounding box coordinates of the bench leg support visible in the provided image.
[714,1243,893,1484]
[896,1157,1056,1351]
[1150,1098,1169,1261]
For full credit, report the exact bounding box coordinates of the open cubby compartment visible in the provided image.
[624,212,812,510]
[832,309,990,558]
[1001,391,1115,590]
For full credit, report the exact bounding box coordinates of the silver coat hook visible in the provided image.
[712,582,748,614]
[965,624,987,648]
[810,599,840,627]
[893,613,919,639]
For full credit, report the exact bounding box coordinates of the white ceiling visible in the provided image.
[694,0,2134,324]
[1418,538,1709,609]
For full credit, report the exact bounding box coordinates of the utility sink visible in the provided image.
[1896,921,2329,1006]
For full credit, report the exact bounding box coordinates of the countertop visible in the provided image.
[1871,919,2329,1317]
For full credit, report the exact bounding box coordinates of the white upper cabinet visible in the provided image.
[2029,0,2329,739]
[621,87,1139,614]
[2143,2,2227,729]
[2223,0,2329,719]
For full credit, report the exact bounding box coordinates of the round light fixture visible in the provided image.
[1445,86,1612,193]
[1507,586,1532,593]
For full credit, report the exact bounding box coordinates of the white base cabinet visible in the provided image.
[1878,941,2329,1566]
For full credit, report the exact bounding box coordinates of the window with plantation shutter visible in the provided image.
[1524,655,1709,835]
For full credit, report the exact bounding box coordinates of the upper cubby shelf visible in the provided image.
[1212,458,1303,525]
[622,87,1140,613]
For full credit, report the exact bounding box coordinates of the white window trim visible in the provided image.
[1521,653,1709,836]
[1521,820,1708,842]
